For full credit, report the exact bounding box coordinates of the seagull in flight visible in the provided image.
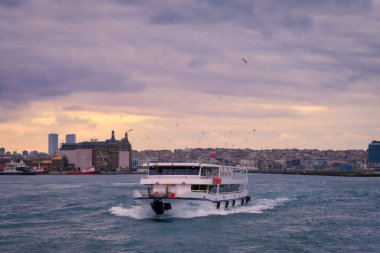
[241,58,247,65]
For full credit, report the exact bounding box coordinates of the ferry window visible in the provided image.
[219,184,230,193]
[201,167,218,176]
[231,184,240,192]
[200,185,207,191]
[150,166,200,175]
[191,185,200,191]
[191,185,208,192]
[149,167,158,175]
[209,185,217,193]
[219,184,240,193]
[187,167,200,175]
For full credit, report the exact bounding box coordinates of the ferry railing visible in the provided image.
[218,190,245,195]
[141,175,201,179]
[190,190,208,193]
[137,189,246,197]
[141,173,246,179]
[190,190,217,195]
[190,190,245,195]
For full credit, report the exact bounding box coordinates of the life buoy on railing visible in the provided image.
[170,192,176,198]
[153,191,159,196]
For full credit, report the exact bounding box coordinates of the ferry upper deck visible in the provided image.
[140,163,248,185]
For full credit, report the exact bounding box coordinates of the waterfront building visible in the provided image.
[286,159,301,169]
[368,140,380,164]
[65,134,76,144]
[29,151,39,157]
[313,158,327,169]
[132,157,159,168]
[0,147,5,156]
[57,130,132,171]
[273,159,286,170]
[32,156,66,172]
[48,133,59,155]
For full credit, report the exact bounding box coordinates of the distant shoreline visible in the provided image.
[248,170,380,177]
[2,170,378,177]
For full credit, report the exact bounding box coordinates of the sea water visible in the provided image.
[0,174,379,252]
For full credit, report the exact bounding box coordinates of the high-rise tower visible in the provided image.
[48,133,58,155]
[368,140,380,164]
[65,134,76,144]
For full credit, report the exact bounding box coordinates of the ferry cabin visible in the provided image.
[140,163,248,199]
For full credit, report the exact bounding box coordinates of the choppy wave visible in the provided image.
[109,197,289,220]
[110,182,139,187]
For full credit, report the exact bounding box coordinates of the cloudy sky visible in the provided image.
[0,0,379,152]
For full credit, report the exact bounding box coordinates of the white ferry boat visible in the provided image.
[133,163,251,216]
[1,161,37,175]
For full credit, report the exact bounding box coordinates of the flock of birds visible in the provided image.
[141,120,257,148]
[118,58,255,148]
[118,57,340,148]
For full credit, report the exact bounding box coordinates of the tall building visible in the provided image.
[368,140,380,164]
[0,147,5,155]
[58,130,132,171]
[65,134,76,144]
[48,133,58,155]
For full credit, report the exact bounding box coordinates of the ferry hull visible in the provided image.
[135,196,251,216]
[0,172,37,175]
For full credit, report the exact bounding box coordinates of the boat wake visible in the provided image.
[45,183,85,190]
[109,197,289,220]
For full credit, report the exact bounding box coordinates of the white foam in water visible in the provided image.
[109,205,152,220]
[109,197,289,220]
[45,184,84,190]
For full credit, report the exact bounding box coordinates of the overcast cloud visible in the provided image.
[0,0,379,151]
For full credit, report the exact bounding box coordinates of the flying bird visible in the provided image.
[241,58,247,65]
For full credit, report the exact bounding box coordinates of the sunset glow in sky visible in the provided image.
[0,0,379,152]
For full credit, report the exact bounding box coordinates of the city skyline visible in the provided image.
[0,1,379,153]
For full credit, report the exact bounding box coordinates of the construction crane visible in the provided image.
[99,150,111,173]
